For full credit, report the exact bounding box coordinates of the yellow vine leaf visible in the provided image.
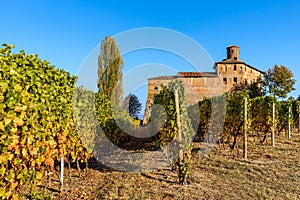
[12,194,18,200]
[0,122,5,131]
[4,117,12,126]
[13,117,24,127]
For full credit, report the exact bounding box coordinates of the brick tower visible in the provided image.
[226,45,239,60]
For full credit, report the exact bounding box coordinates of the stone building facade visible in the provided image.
[143,45,264,123]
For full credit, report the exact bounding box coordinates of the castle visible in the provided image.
[143,45,264,123]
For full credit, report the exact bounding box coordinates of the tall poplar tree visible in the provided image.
[97,36,124,105]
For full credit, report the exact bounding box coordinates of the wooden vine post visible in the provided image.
[298,104,300,133]
[271,100,275,147]
[60,156,64,191]
[174,88,183,184]
[243,97,248,159]
[288,106,291,139]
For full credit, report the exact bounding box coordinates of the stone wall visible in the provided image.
[143,75,225,124]
[216,62,263,91]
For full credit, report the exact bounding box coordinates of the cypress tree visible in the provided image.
[97,36,124,105]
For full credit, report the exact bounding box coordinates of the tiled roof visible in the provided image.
[148,72,218,80]
[148,76,177,80]
[177,72,217,77]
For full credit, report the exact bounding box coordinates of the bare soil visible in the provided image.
[21,133,300,199]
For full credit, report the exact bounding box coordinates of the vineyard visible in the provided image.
[35,132,300,199]
[0,44,300,199]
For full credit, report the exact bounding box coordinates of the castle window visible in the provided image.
[240,66,243,71]
[245,79,248,86]
[223,78,227,84]
[233,77,238,84]
[234,65,237,70]
[234,57,237,60]
[154,86,158,90]
[231,50,234,53]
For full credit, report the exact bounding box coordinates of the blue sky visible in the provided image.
[1,0,300,109]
